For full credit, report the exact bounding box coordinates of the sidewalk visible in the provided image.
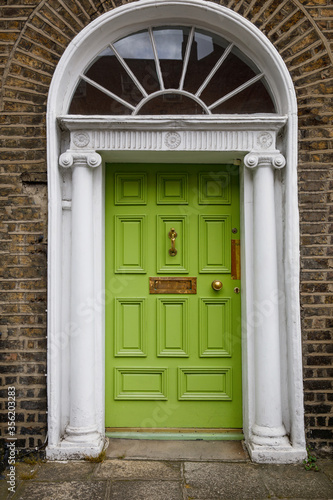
[1,440,332,499]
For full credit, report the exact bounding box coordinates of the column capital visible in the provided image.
[59,151,102,169]
[244,152,286,170]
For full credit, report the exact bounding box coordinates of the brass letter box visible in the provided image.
[149,277,197,294]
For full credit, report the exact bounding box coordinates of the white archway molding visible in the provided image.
[46,0,306,463]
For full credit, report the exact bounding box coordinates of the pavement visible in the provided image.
[1,439,332,499]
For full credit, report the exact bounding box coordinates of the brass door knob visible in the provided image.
[212,280,223,291]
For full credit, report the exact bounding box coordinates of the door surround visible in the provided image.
[46,0,306,463]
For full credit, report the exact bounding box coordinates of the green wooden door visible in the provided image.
[105,164,241,429]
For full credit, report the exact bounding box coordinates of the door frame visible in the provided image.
[46,0,306,463]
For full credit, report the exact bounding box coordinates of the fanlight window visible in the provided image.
[69,26,276,115]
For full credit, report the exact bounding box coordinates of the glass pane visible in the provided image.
[84,46,142,107]
[137,94,206,115]
[201,48,258,107]
[68,79,131,115]
[114,31,160,95]
[184,29,229,94]
[211,79,275,113]
[153,27,191,89]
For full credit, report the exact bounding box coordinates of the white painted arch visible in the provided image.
[46,0,306,463]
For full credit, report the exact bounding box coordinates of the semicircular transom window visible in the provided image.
[69,26,276,115]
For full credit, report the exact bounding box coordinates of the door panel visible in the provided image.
[157,298,189,357]
[199,298,232,357]
[105,163,241,429]
[199,215,231,272]
[114,298,146,357]
[114,215,146,273]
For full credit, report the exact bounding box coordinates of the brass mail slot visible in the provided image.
[149,277,197,294]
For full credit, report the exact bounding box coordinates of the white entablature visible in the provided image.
[59,116,286,153]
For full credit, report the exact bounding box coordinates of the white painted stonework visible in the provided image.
[46,0,307,463]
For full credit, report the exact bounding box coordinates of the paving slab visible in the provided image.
[34,461,96,481]
[321,459,333,482]
[260,463,333,499]
[94,458,181,479]
[106,438,248,461]
[16,480,107,500]
[109,479,183,500]
[15,462,39,481]
[184,462,270,499]
[0,477,14,500]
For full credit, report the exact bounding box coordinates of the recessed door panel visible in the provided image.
[157,173,188,204]
[199,215,231,273]
[199,298,232,357]
[114,215,146,273]
[115,172,147,205]
[157,298,188,357]
[178,367,232,400]
[198,172,231,204]
[114,368,168,400]
[114,298,146,357]
[106,164,241,429]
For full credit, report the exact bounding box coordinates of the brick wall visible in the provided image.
[0,0,332,456]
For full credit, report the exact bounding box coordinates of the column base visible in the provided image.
[248,424,307,463]
[46,434,106,460]
[64,424,101,444]
[251,423,290,447]
[247,440,307,464]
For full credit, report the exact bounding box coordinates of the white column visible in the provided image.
[59,151,103,450]
[244,153,290,449]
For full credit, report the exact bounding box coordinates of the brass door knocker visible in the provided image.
[168,228,177,256]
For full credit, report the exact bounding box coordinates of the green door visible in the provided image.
[105,164,241,429]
